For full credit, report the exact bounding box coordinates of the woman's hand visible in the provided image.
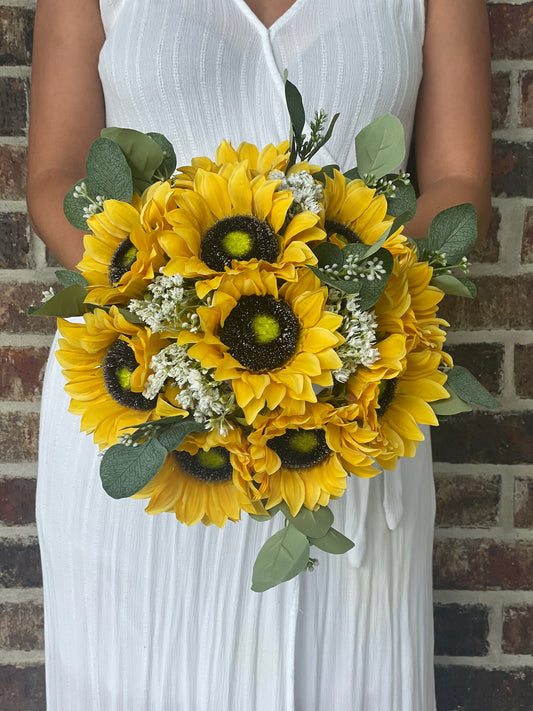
[27,0,106,268]
[407,0,492,239]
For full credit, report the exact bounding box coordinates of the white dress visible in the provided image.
[37,1,436,709]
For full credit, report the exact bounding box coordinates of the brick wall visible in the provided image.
[0,1,531,709]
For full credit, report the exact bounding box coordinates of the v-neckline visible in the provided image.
[233,0,307,34]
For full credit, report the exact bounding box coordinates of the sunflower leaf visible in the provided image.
[279,503,334,538]
[28,284,88,317]
[386,179,417,221]
[431,384,472,416]
[446,365,501,410]
[101,127,164,190]
[430,274,477,299]
[355,114,405,182]
[55,269,88,288]
[309,527,354,554]
[251,524,310,592]
[313,241,344,268]
[427,203,478,264]
[156,418,207,452]
[85,137,133,202]
[146,131,177,180]
[100,438,168,499]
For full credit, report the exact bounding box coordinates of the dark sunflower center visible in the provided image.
[109,237,138,285]
[102,339,156,410]
[219,294,300,372]
[325,219,362,245]
[377,378,398,416]
[201,215,279,271]
[268,429,331,470]
[174,447,233,482]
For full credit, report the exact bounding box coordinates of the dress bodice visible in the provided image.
[98,0,425,170]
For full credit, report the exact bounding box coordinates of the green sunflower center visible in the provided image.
[377,378,398,417]
[201,215,279,271]
[325,219,362,245]
[109,237,138,285]
[219,294,300,372]
[174,447,233,483]
[268,429,331,470]
[102,339,156,411]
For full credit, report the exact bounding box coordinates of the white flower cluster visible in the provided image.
[73,181,105,219]
[327,290,379,382]
[270,169,323,219]
[41,287,55,303]
[128,273,201,334]
[322,253,386,282]
[143,343,235,431]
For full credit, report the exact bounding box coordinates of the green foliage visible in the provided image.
[430,274,476,299]
[146,131,177,179]
[386,179,417,221]
[427,203,478,264]
[354,114,405,183]
[100,438,168,500]
[278,503,334,538]
[431,385,472,417]
[446,365,501,410]
[63,179,94,231]
[55,269,88,288]
[28,284,88,317]
[86,137,134,202]
[309,527,354,554]
[251,524,310,592]
[101,127,165,193]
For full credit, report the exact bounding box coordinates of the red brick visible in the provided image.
[433,539,533,591]
[470,206,500,264]
[492,72,511,130]
[521,207,533,263]
[0,478,36,526]
[492,140,533,198]
[0,283,57,335]
[0,541,41,588]
[0,413,40,462]
[435,474,500,528]
[0,347,48,401]
[0,146,27,201]
[0,8,33,65]
[0,602,43,651]
[439,274,533,331]
[502,605,533,655]
[0,665,45,711]
[521,70,533,128]
[489,3,533,60]
[435,666,533,711]
[445,342,504,396]
[515,344,533,398]
[0,213,30,269]
[0,77,27,137]
[433,412,533,465]
[514,477,533,528]
[434,603,490,657]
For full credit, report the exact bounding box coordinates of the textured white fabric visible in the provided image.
[37,1,436,709]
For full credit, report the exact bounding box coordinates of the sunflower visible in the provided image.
[348,348,449,470]
[322,170,408,257]
[248,402,378,516]
[55,306,171,448]
[133,426,265,527]
[179,268,344,423]
[159,164,324,298]
[77,182,173,306]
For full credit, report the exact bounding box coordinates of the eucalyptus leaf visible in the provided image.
[63,179,92,231]
[355,114,405,182]
[308,266,362,294]
[100,437,168,499]
[55,269,88,288]
[157,418,207,452]
[146,131,177,179]
[428,203,478,264]
[431,384,472,416]
[344,167,360,182]
[342,243,370,263]
[357,248,394,310]
[309,527,354,554]
[313,241,344,268]
[101,127,164,189]
[279,502,334,538]
[251,524,310,592]
[430,274,476,299]
[386,179,417,221]
[285,79,306,140]
[408,236,429,260]
[86,137,133,202]
[446,365,501,410]
[29,284,88,318]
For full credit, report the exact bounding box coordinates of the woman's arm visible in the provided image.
[27,0,106,268]
[406,0,492,239]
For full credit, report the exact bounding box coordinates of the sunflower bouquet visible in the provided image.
[32,81,499,591]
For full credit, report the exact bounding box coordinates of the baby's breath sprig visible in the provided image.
[427,251,471,276]
[321,253,386,283]
[72,181,105,219]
